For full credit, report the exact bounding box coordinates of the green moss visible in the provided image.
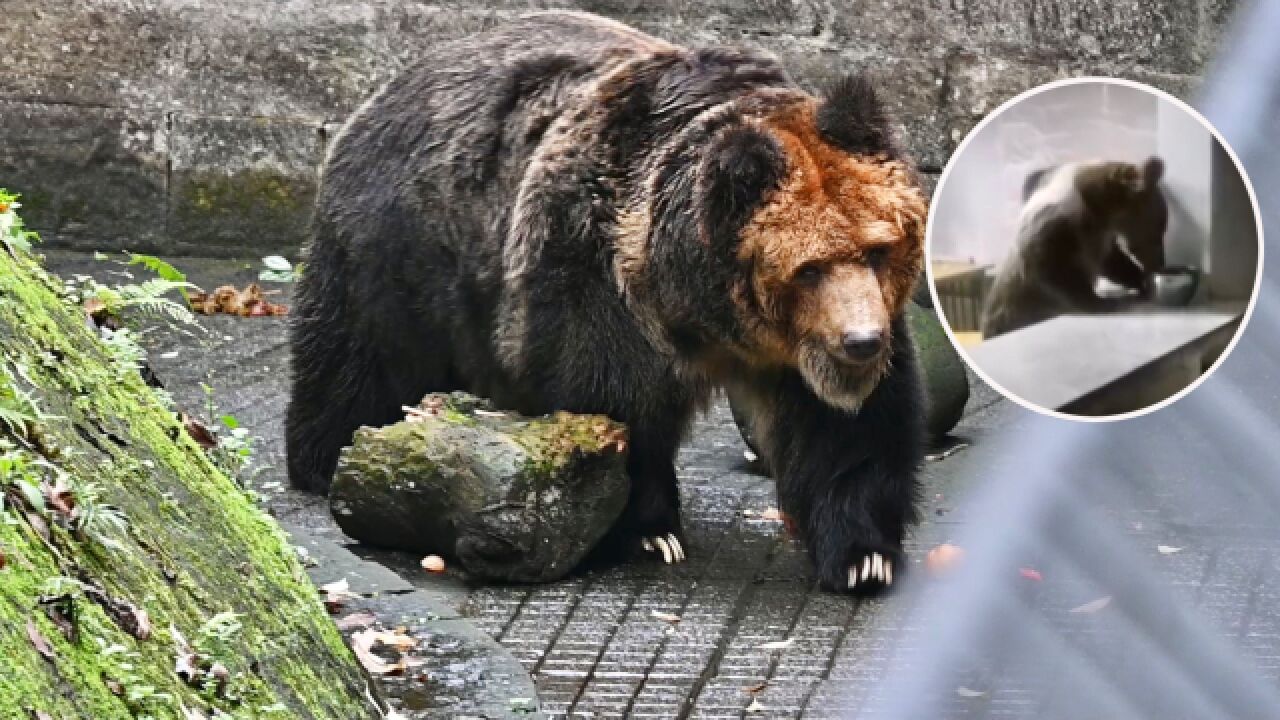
[0,245,374,718]
[180,171,306,216]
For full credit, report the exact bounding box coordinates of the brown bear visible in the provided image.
[981,157,1168,339]
[287,11,928,594]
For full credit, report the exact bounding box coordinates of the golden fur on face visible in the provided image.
[736,101,926,408]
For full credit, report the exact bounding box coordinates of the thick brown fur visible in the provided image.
[739,102,925,406]
[982,157,1167,338]
[287,11,927,595]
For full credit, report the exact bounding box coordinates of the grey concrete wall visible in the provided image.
[0,0,1235,257]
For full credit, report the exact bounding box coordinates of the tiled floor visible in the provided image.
[47,250,1280,719]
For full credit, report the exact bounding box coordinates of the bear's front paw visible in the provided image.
[640,532,686,564]
[821,544,904,596]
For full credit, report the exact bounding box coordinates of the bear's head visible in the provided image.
[707,77,925,408]
[618,73,925,411]
[1077,156,1168,272]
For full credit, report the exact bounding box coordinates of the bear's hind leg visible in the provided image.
[287,351,393,493]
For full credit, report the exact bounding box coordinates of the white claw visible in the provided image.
[862,556,872,582]
[654,536,673,564]
[872,553,883,581]
[848,566,858,588]
[885,560,893,586]
[669,534,685,562]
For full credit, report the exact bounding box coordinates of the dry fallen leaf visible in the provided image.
[25,511,51,543]
[365,629,418,651]
[420,555,446,574]
[83,297,109,323]
[209,661,231,696]
[181,413,218,450]
[320,578,359,598]
[320,578,362,613]
[351,628,409,676]
[651,610,681,624]
[27,620,55,661]
[43,477,77,519]
[956,686,987,698]
[174,651,201,683]
[336,610,378,631]
[759,508,784,521]
[1019,567,1043,582]
[926,442,969,462]
[40,597,76,641]
[926,544,966,575]
[743,681,768,695]
[1157,545,1182,555]
[1070,596,1113,614]
[756,638,794,651]
[189,283,287,317]
[0,546,6,570]
[81,584,152,641]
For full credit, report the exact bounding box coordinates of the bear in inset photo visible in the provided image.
[286,11,928,594]
[981,157,1168,338]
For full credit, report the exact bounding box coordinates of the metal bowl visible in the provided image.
[1151,265,1201,306]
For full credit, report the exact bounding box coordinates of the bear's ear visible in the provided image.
[815,73,892,155]
[699,124,787,245]
[1142,156,1165,190]
[1022,167,1052,202]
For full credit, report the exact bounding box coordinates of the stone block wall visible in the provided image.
[0,0,1237,256]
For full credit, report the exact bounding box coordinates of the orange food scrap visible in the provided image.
[925,543,965,575]
[189,283,287,317]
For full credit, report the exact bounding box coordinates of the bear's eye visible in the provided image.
[864,246,889,271]
[793,263,825,287]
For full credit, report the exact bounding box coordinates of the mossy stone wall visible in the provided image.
[0,244,376,719]
[0,0,1230,256]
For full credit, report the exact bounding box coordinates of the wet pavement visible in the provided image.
[44,250,1280,719]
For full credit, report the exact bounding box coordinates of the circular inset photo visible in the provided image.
[927,77,1263,421]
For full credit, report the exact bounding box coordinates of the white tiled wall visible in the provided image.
[930,82,1210,271]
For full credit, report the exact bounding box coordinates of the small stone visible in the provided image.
[421,555,446,573]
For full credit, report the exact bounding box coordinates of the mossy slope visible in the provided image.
[0,243,376,718]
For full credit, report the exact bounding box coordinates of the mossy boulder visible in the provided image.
[330,393,630,584]
[0,240,376,717]
[906,300,970,438]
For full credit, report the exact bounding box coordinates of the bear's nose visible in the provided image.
[841,329,884,361]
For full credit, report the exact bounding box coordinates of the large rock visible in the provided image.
[0,227,376,718]
[330,393,630,584]
[907,300,970,438]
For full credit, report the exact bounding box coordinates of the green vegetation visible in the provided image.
[259,255,303,283]
[0,200,374,719]
[0,189,41,254]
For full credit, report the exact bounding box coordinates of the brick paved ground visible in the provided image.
[45,250,1280,719]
